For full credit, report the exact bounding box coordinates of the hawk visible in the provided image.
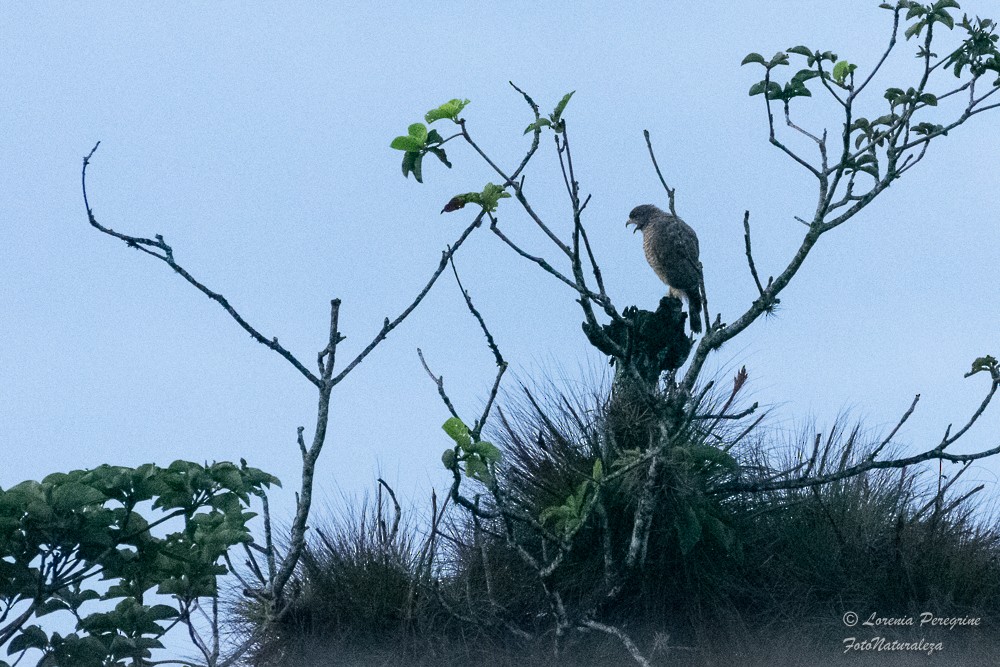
[627,204,703,334]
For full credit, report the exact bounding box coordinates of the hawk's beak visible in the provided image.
[626,218,638,233]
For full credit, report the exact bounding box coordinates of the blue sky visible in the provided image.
[3,0,999,592]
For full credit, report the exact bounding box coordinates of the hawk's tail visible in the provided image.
[686,288,703,334]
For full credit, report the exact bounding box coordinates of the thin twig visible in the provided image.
[82,143,322,388]
[417,348,461,420]
[742,211,767,295]
[642,130,677,216]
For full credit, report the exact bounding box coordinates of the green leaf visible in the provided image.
[523,117,552,135]
[441,448,457,469]
[35,598,71,617]
[783,81,812,98]
[442,418,472,448]
[426,129,444,145]
[787,45,813,57]
[411,153,424,183]
[905,20,925,40]
[592,459,603,481]
[473,441,501,464]
[425,98,470,124]
[478,182,511,212]
[741,52,766,66]
[764,81,783,99]
[551,91,575,122]
[768,52,790,67]
[748,81,767,96]
[408,123,427,143]
[391,136,423,152]
[791,68,820,83]
[427,147,452,168]
[8,626,48,655]
[401,151,418,179]
[464,457,492,486]
[884,87,906,104]
[51,482,105,511]
[919,92,939,105]
[832,60,856,84]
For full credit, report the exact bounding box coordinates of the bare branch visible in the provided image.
[450,254,504,369]
[82,143,322,388]
[716,377,1000,495]
[850,6,901,99]
[869,394,920,461]
[742,210,767,296]
[642,129,677,216]
[330,211,485,386]
[417,348,461,420]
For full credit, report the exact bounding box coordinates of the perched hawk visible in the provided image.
[627,204,703,334]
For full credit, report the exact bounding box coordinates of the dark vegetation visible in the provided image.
[236,379,1000,666]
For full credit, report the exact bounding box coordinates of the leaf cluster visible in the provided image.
[522,91,574,134]
[440,183,511,214]
[440,417,502,489]
[390,99,469,183]
[0,460,278,667]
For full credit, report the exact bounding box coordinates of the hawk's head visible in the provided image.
[626,204,664,233]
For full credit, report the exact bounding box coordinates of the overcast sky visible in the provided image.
[3,0,999,607]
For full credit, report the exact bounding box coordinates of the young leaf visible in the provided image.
[524,117,552,135]
[464,457,492,486]
[425,98,471,124]
[741,52,767,66]
[474,441,502,464]
[832,60,853,84]
[768,51,790,67]
[478,183,511,212]
[407,123,428,143]
[441,448,457,469]
[441,195,468,213]
[390,136,423,152]
[787,45,813,57]
[905,20,926,40]
[442,417,472,448]
[551,91,575,122]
